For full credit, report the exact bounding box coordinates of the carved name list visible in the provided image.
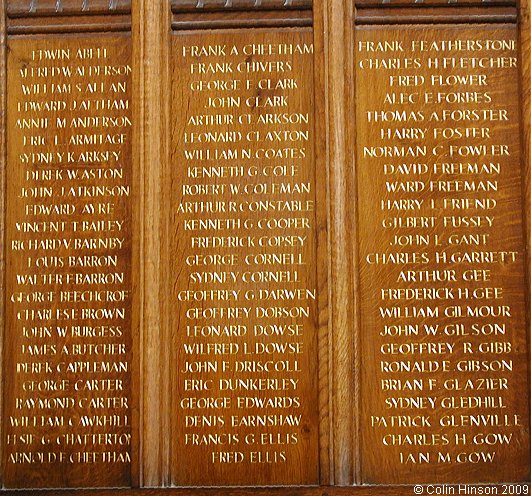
[170,30,319,486]
[356,25,530,483]
[4,35,133,488]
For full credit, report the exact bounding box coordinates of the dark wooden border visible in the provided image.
[355,0,515,6]
[6,0,131,16]
[6,14,131,33]
[354,5,517,22]
[171,9,312,28]
[2,485,529,495]
[0,0,6,486]
[519,0,531,483]
[5,0,132,32]
[171,0,312,11]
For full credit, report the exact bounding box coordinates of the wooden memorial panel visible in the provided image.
[355,24,530,483]
[170,29,319,486]
[2,0,531,492]
[3,34,133,488]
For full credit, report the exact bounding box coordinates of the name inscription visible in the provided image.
[170,30,319,486]
[356,25,530,483]
[4,36,132,488]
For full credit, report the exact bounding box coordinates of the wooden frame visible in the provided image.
[0,0,529,492]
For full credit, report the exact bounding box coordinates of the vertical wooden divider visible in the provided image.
[132,0,171,487]
[324,0,358,486]
[0,0,5,485]
[313,0,332,486]
[520,0,531,466]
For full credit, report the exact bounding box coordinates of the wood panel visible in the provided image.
[171,10,312,30]
[3,34,133,488]
[0,0,530,491]
[521,0,531,488]
[4,486,531,496]
[312,0,332,486]
[354,7,517,23]
[169,28,319,486]
[323,0,358,486]
[355,24,530,483]
[5,0,132,34]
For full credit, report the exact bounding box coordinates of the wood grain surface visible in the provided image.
[1,0,531,492]
[323,0,358,486]
[312,0,332,486]
[3,34,133,488]
[520,0,531,487]
[171,0,313,11]
[355,24,530,483]
[0,0,6,488]
[1,485,530,496]
[169,28,319,486]
[132,0,171,487]
[6,0,131,16]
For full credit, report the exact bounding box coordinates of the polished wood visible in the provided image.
[355,23,529,483]
[519,0,531,486]
[0,0,6,488]
[7,15,131,34]
[169,27,319,486]
[1,0,531,491]
[355,0,515,6]
[324,0,357,486]
[171,0,312,11]
[131,0,171,487]
[171,10,312,29]
[6,0,131,34]
[2,485,530,496]
[6,0,131,16]
[3,34,133,488]
[354,6,517,23]
[312,0,331,486]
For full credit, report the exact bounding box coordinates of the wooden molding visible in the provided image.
[354,5,517,22]
[324,0,358,486]
[132,0,171,487]
[519,0,531,478]
[6,0,131,16]
[0,486,505,496]
[355,0,515,7]
[6,14,131,33]
[6,0,132,32]
[0,0,6,485]
[313,0,332,486]
[171,0,312,12]
[171,9,312,28]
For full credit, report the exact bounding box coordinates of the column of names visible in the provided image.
[5,36,132,487]
[356,26,530,482]
[171,30,319,486]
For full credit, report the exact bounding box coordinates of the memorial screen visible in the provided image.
[0,0,530,492]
